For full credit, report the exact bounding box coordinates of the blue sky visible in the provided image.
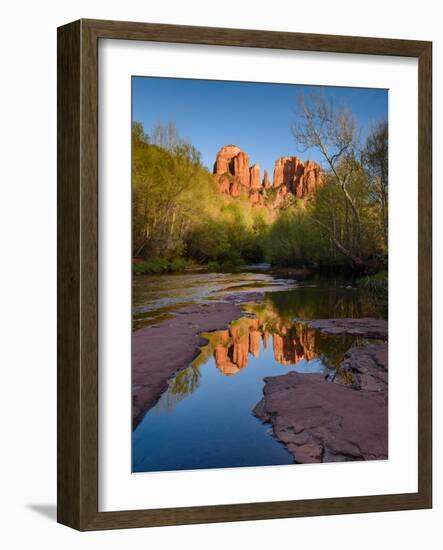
[132,77,388,176]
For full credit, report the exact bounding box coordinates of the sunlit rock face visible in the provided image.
[213,145,250,192]
[233,151,251,188]
[263,169,270,189]
[273,156,323,197]
[249,164,261,189]
[213,144,242,175]
[249,189,264,205]
[214,145,323,205]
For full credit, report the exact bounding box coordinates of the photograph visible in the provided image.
[131,77,389,473]
[2,0,435,538]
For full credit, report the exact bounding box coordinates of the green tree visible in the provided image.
[363,120,388,248]
[132,121,215,258]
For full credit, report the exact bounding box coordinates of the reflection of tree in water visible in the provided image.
[265,284,387,321]
[169,364,202,397]
[156,364,202,412]
[314,331,356,369]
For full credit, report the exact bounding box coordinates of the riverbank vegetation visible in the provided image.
[133,257,193,275]
[356,271,388,297]
[132,95,388,276]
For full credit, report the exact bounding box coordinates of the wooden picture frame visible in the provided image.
[57,18,432,530]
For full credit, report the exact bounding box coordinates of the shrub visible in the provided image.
[356,271,388,296]
[207,260,221,272]
[133,257,190,275]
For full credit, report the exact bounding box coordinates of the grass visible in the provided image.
[356,271,388,296]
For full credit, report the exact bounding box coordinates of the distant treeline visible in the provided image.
[132,96,388,274]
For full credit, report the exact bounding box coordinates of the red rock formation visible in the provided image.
[217,173,231,194]
[214,145,251,194]
[233,151,250,188]
[273,156,323,197]
[214,144,241,175]
[214,146,322,204]
[230,180,241,197]
[249,164,261,189]
[249,189,264,206]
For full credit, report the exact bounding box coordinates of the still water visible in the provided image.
[132,272,387,473]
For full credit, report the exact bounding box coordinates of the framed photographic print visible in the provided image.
[57,19,432,530]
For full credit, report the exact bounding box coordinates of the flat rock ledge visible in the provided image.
[306,317,388,340]
[253,334,388,463]
[133,297,253,429]
[341,343,388,394]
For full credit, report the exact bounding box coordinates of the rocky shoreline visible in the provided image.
[134,291,388,464]
[253,318,388,463]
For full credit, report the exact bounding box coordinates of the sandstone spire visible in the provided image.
[249,164,261,189]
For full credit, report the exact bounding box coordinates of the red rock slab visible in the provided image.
[253,370,388,463]
[340,343,388,393]
[132,302,244,428]
[307,318,388,340]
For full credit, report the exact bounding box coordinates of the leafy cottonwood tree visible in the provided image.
[132,121,212,258]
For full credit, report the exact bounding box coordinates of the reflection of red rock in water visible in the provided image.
[214,320,257,375]
[263,331,270,351]
[272,324,317,366]
[214,345,241,376]
[233,340,248,369]
[213,317,320,375]
[249,330,261,357]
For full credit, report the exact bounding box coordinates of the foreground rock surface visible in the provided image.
[253,369,388,463]
[253,319,388,463]
[340,343,388,393]
[307,317,388,340]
